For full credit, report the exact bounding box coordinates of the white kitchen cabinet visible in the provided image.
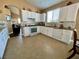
[37,26,41,33]
[66,4,79,22]
[35,13,41,22]
[42,27,48,35]
[28,11,31,18]
[40,26,46,35]
[61,30,73,44]
[32,12,36,18]
[23,26,73,44]
[0,27,9,59]
[29,12,36,18]
[52,29,63,40]
[39,26,73,44]
[59,3,79,22]
[22,10,42,22]
[21,10,29,21]
[23,27,30,36]
[40,13,46,22]
[40,26,44,34]
[22,10,37,21]
[59,6,68,21]
[56,29,63,40]
[46,27,53,37]
[40,26,43,33]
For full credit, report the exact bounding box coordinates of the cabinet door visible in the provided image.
[43,13,46,22]
[56,29,63,40]
[30,12,34,18]
[32,12,36,18]
[66,4,78,21]
[36,13,40,22]
[61,30,73,44]
[40,27,47,35]
[60,4,78,22]
[22,10,29,21]
[41,27,45,35]
[37,26,41,33]
[59,7,68,21]
[23,27,30,36]
[52,29,62,40]
[44,27,48,35]
[46,27,52,37]
[40,26,43,33]
[40,13,46,22]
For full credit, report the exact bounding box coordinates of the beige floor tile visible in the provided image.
[4,34,79,59]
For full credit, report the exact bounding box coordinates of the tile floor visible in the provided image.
[4,34,79,59]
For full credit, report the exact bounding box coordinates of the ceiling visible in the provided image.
[25,0,65,9]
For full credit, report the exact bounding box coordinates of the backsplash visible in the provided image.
[45,22,75,29]
[62,22,75,29]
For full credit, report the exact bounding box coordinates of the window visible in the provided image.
[47,8,60,22]
[47,10,53,22]
[53,8,60,22]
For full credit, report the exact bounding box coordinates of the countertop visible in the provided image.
[44,26,73,30]
[22,25,73,30]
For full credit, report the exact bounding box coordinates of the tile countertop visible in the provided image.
[22,25,74,30]
[44,26,74,30]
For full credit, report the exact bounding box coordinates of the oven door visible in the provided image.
[31,28,37,33]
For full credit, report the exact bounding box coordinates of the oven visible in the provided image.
[30,26,37,36]
[31,27,37,33]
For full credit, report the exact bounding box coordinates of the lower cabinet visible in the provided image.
[46,27,53,37]
[40,26,47,35]
[39,26,73,44]
[23,27,30,36]
[0,27,9,59]
[61,30,73,44]
[42,27,48,35]
[53,29,63,41]
[23,26,73,44]
[37,26,41,33]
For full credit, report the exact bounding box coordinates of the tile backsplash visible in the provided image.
[62,22,75,29]
[45,22,75,29]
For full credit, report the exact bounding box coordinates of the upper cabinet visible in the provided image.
[21,10,29,21]
[59,7,68,21]
[40,13,46,22]
[59,3,79,22]
[22,10,44,22]
[35,13,41,22]
[22,10,37,19]
[36,13,46,22]
[29,12,36,18]
[66,4,79,22]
